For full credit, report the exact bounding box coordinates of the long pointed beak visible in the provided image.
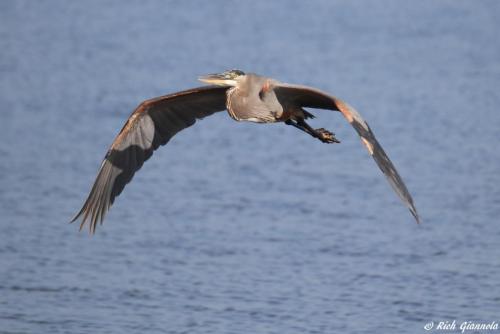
[198,73,236,86]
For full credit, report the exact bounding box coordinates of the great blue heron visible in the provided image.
[72,69,420,233]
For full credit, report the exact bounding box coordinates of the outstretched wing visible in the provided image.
[274,84,420,223]
[72,85,229,233]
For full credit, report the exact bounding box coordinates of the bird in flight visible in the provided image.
[72,69,420,233]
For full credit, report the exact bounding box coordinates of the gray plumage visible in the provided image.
[72,70,420,233]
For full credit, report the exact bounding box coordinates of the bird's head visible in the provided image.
[198,69,245,86]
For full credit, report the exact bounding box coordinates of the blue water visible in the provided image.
[1,1,499,333]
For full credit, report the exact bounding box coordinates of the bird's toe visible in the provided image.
[316,128,340,144]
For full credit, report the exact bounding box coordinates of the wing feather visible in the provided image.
[72,85,228,233]
[274,84,420,223]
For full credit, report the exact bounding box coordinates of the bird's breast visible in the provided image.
[226,87,280,123]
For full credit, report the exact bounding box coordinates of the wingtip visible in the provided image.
[69,207,83,224]
[409,207,421,224]
[68,211,96,235]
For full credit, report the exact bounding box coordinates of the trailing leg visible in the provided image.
[285,118,340,144]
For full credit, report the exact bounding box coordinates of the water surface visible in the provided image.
[1,1,499,333]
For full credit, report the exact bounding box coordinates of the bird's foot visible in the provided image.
[316,128,340,144]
